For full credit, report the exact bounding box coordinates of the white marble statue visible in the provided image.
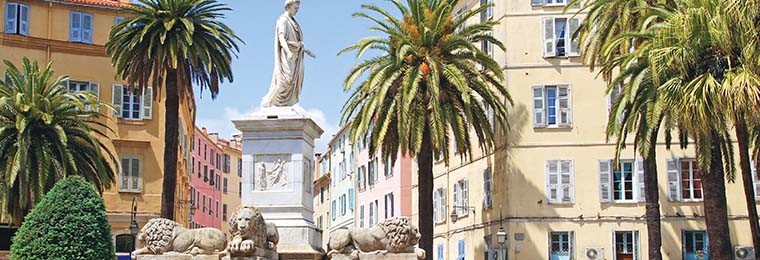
[261,0,316,108]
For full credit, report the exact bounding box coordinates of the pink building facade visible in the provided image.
[354,141,414,228]
[189,127,224,229]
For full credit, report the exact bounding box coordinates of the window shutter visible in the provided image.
[349,188,355,211]
[558,85,572,126]
[531,0,544,6]
[82,13,93,44]
[666,159,681,201]
[441,189,447,222]
[70,12,81,42]
[458,240,466,260]
[532,86,546,127]
[142,87,153,119]
[433,189,440,223]
[546,160,559,203]
[636,160,646,202]
[560,160,574,203]
[438,245,444,260]
[463,179,469,210]
[132,158,141,191]
[119,158,129,191]
[484,169,492,208]
[542,17,556,57]
[753,162,760,200]
[568,18,580,56]
[112,85,123,117]
[598,160,612,202]
[88,82,100,111]
[18,4,29,36]
[5,3,18,34]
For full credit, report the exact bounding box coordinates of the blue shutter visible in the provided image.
[70,12,81,42]
[457,240,466,260]
[348,188,355,211]
[437,245,444,260]
[5,3,18,34]
[18,4,28,36]
[82,13,93,43]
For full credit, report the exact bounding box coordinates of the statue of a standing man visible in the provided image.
[261,0,316,108]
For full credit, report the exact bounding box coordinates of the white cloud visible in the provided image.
[196,105,338,154]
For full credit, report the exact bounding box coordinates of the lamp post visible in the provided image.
[496,204,506,260]
[129,198,138,252]
[449,205,477,224]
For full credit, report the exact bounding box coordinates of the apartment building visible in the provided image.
[327,124,356,235]
[0,0,195,258]
[313,153,331,249]
[209,132,243,235]
[190,127,223,229]
[354,138,415,229]
[417,0,760,260]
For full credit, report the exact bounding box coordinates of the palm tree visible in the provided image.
[339,0,511,258]
[569,0,671,258]
[0,58,117,225]
[650,0,760,257]
[106,0,241,219]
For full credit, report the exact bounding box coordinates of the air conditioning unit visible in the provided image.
[735,246,755,260]
[584,247,604,260]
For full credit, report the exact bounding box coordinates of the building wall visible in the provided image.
[213,134,243,235]
[189,127,223,229]
[419,0,760,260]
[0,0,196,256]
[354,146,415,229]
[327,125,355,233]
[313,153,331,249]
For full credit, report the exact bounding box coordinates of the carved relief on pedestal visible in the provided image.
[253,155,291,191]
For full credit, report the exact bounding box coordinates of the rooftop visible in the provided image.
[56,0,131,8]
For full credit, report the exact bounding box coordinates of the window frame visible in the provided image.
[4,2,30,36]
[118,156,142,193]
[545,160,574,204]
[532,84,572,128]
[679,159,704,202]
[612,160,636,202]
[541,16,581,58]
[549,231,574,258]
[69,11,93,44]
[613,230,640,260]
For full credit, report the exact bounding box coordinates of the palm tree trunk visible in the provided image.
[644,124,663,260]
[735,116,760,255]
[704,130,732,259]
[160,69,180,220]
[417,122,433,260]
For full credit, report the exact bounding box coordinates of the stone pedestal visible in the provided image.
[330,253,420,260]
[136,254,222,260]
[233,106,325,260]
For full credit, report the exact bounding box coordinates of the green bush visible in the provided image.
[10,176,115,260]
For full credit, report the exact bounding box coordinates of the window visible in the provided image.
[331,200,336,221]
[119,157,142,192]
[204,144,207,160]
[70,11,93,44]
[222,204,228,221]
[384,156,393,178]
[67,80,100,111]
[453,179,469,216]
[599,160,644,203]
[348,188,355,211]
[239,182,242,198]
[369,200,379,226]
[112,85,152,120]
[384,192,394,219]
[238,158,243,177]
[359,205,365,228]
[437,244,445,260]
[433,188,447,223]
[204,165,209,182]
[202,195,207,212]
[484,235,494,260]
[484,168,493,209]
[339,161,346,180]
[215,201,219,217]
[320,187,325,203]
[317,215,323,229]
[114,234,134,254]
[114,17,124,26]
[532,85,572,128]
[682,231,708,260]
[666,159,704,201]
[482,32,494,58]
[368,160,376,186]
[455,5,467,33]
[223,154,231,173]
[197,161,202,178]
[608,84,622,114]
[357,166,367,191]
[223,177,228,193]
[216,154,221,169]
[550,232,574,259]
[532,0,567,6]
[191,157,195,179]
[613,231,639,260]
[340,194,346,216]
[542,17,580,57]
[545,160,574,204]
[480,0,493,22]
[457,240,466,260]
[5,3,29,36]
[210,150,215,166]
[216,174,220,190]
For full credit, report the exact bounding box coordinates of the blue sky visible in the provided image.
[194,0,394,152]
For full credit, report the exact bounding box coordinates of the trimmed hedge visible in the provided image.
[10,176,115,260]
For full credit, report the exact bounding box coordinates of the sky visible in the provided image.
[194,0,395,152]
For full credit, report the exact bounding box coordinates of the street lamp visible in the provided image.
[496,204,506,260]
[450,205,476,223]
[129,198,139,251]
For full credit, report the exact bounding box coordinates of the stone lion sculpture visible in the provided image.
[131,218,227,259]
[327,217,425,260]
[228,206,280,256]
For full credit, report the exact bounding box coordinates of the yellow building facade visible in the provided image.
[0,0,195,256]
[415,1,760,260]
